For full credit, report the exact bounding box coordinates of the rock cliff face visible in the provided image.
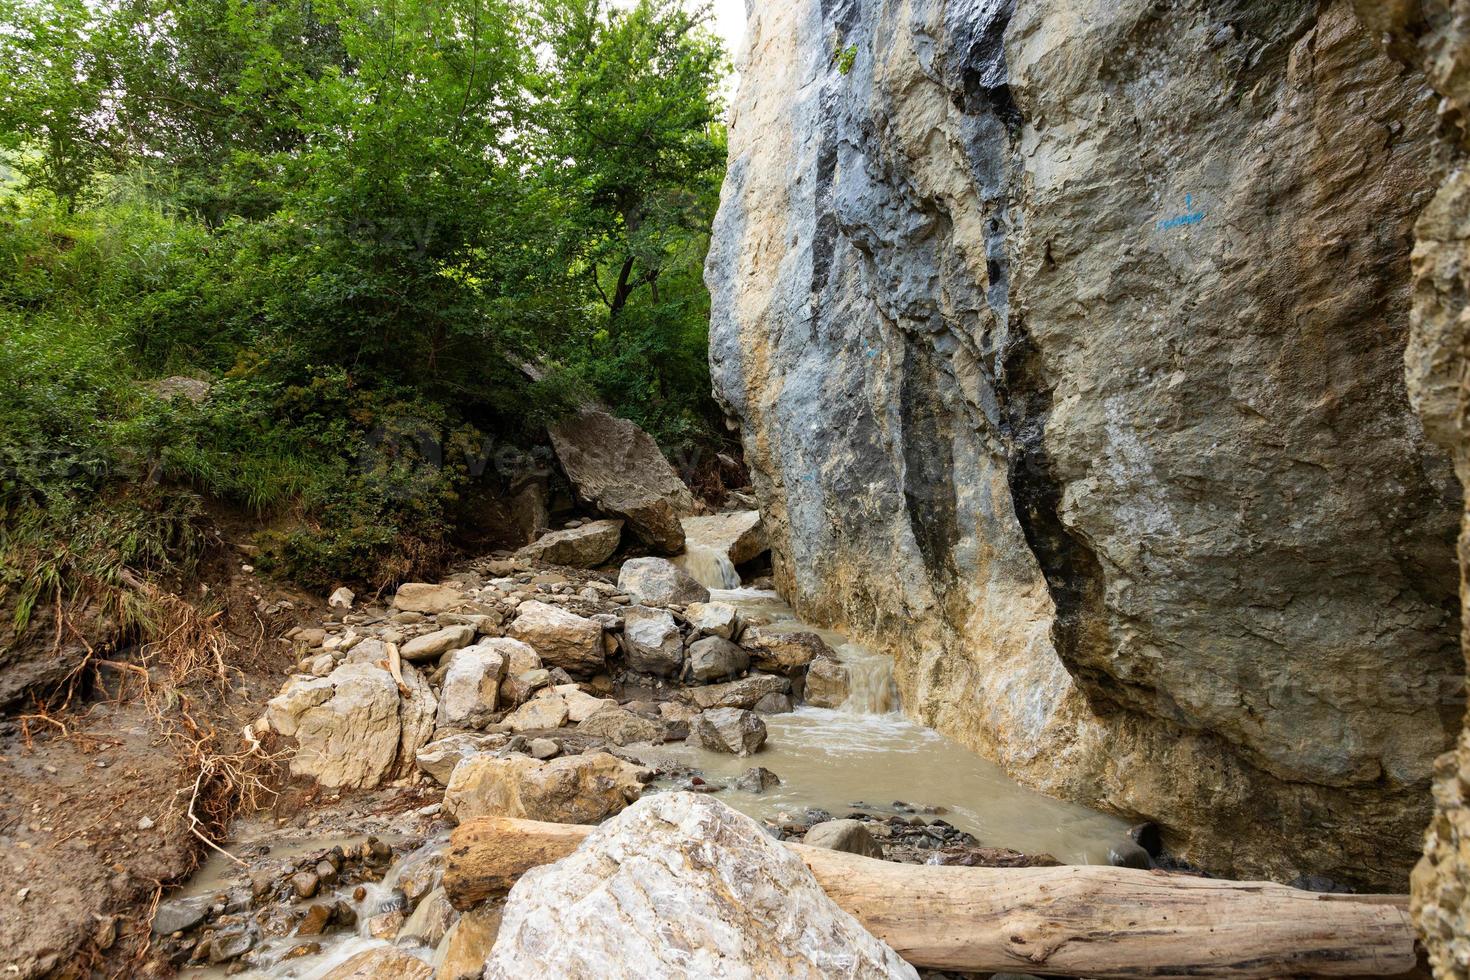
[1348,1,1470,971]
[706,0,1464,886]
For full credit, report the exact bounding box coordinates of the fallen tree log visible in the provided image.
[444,817,1417,978]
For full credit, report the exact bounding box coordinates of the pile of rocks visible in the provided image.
[255,551,845,824]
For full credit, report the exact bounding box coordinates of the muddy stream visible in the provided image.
[178,568,1133,978]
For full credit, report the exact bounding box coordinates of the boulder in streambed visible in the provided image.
[483,792,917,979]
[803,656,850,709]
[392,582,469,615]
[686,635,749,682]
[577,705,665,746]
[265,661,435,789]
[400,624,475,662]
[679,674,789,711]
[617,556,709,607]
[515,519,623,567]
[416,732,511,785]
[436,645,509,728]
[506,601,605,675]
[685,600,740,639]
[742,627,831,676]
[443,751,650,824]
[620,605,684,676]
[321,947,432,980]
[688,707,767,756]
[804,819,884,859]
[549,408,696,553]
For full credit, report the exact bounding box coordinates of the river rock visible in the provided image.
[484,792,917,979]
[548,408,697,553]
[709,0,1461,887]
[499,667,550,707]
[577,705,664,746]
[552,684,617,722]
[680,510,768,565]
[515,519,623,567]
[393,583,468,615]
[804,819,884,859]
[686,635,749,682]
[501,692,570,733]
[680,674,789,711]
[752,692,794,714]
[398,885,457,947]
[507,601,605,675]
[400,625,475,663]
[416,732,510,785]
[151,895,211,935]
[266,662,434,788]
[443,751,650,824]
[617,556,710,607]
[743,628,830,676]
[620,605,684,676]
[685,600,740,639]
[321,947,432,980]
[436,646,508,728]
[689,708,766,756]
[435,904,502,980]
[803,656,850,709]
[733,767,781,794]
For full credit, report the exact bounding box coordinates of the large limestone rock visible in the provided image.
[321,947,432,980]
[687,635,749,682]
[803,656,850,710]
[393,583,468,615]
[620,605,684,676]
[484,793,917,979]
[401,624,475,663]
[680,510,768,565]
[436,645,508,729]
[1348,4,1470,973]
[679,674,789,711]
[515,519,623,567]
[617,556,709,607]
[707,0,1462,885]
[506,601,605,675]
[266,662,436,788]
[548,408,696,553]
[688,707,767,756]
[443,751,650,825]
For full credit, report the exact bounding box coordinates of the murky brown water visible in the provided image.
[630,587,1132,865]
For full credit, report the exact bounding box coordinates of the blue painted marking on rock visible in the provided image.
[1157,193,1205,230]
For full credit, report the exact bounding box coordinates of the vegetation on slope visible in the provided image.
[0,0,730,620]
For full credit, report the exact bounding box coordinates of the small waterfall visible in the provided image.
[831,639,899,715]
[679,544,741,590]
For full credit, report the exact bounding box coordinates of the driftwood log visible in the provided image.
[444,817,1418,979]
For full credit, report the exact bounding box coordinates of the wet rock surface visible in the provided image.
[707,0,1462,886]
[484,793,919,979]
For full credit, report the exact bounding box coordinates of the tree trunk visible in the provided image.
[443,817,1418,979]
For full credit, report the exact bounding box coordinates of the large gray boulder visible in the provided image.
[686,635,749,682]
[707,0,1460,886]
[618,557,709,607]
[680,674,789,711]
[688,707,767,756]
[804,819,884,859]
[620,605,684,676]
[549,408,696,553]
[515,519,623,568]
[484,793,917,979]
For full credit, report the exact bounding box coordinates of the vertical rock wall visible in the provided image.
[707,0,1463,886]
[1350,1,1470,972]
